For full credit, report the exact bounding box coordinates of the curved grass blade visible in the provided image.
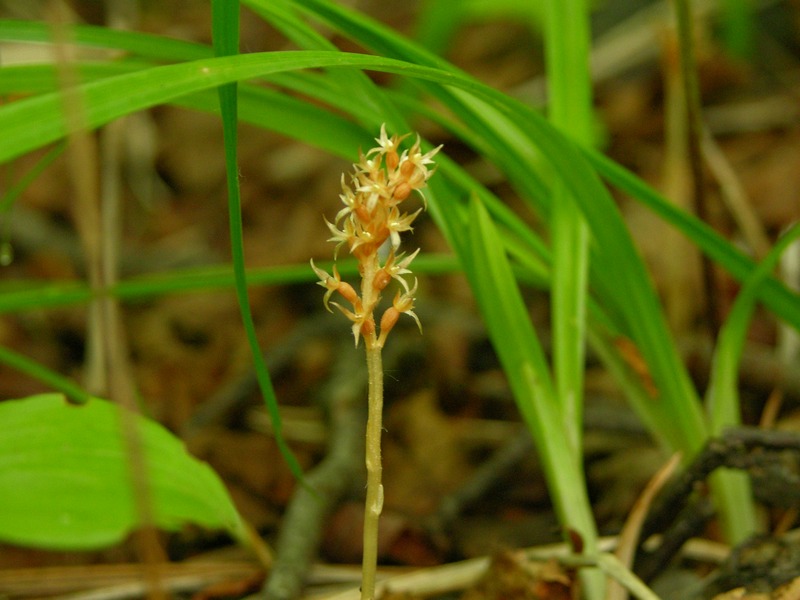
[466,196,599,557]
[0,18,210,62]
[0,347,91,404]
[704,224,800,542]
[584,149,800,330]
[211,0,305,481]
[0,255,459,315]
[707,223,800,433]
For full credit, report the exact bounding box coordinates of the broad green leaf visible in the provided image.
[0,394,246,550]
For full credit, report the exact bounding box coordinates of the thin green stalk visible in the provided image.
[705,224,800,542]
[211,0,305,480]
[359,241,384,600]
[311,128,439,599]
[544,0,592,460]
[543,2,600,597]
[0,345,91,404]
[466,197,598,594]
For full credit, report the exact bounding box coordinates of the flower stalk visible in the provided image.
[312,125,440,599]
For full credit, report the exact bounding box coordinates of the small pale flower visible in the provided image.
[324,218,350,258]
[392,278,421,334]
[310,260,340,312]
[369,123,408,159]
[356,177,389,213]
[384,248,419,292]
[329,302,369,347]
[387,207,421,251]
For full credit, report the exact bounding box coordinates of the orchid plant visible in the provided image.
[311,125,441,599]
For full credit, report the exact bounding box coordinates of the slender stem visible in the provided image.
[361,340,384,600]
[360,253,383,600]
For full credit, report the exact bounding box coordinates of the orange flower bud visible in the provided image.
[337,281,360,306]
[373,269,391,291]
[386,150,400,170]
[379,307,400,339]
[356,205,372,223]
[361,318,375,337]
[393,182,412,201]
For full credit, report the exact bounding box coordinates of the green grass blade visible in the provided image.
[262,0,553,215]
[466,196,598,554]
[1,141,64,211]
[246,0,409,138]
[413,0,465,56]
[211,0,305,480]
[585,150,800,330]
[721,0,754,59]
[0,19,210,61]
[0,346,91,404]
[0,255,460,315]
[543,0,593,457]
[704,224,800,542]
[708,224,800,433]
[541,2,599,590]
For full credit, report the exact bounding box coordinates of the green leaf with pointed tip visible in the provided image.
[0,394,246,550]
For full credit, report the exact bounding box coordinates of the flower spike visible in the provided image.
[312,124,439,345]
[310,125,440,600]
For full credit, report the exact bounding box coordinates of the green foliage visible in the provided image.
[466,197,596,548]
[0,394,246,550]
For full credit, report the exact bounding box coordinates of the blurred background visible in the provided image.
[1,0,800,598]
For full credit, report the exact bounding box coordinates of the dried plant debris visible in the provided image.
[638,428,800,581]
[704,533,800,600]
[460,551,576,600]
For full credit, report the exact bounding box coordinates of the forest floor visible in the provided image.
[2,1,800,599]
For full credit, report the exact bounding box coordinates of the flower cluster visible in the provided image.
[311,125,441,348]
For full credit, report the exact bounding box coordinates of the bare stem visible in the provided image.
[361,340,384,600]
[360,250,384,600]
